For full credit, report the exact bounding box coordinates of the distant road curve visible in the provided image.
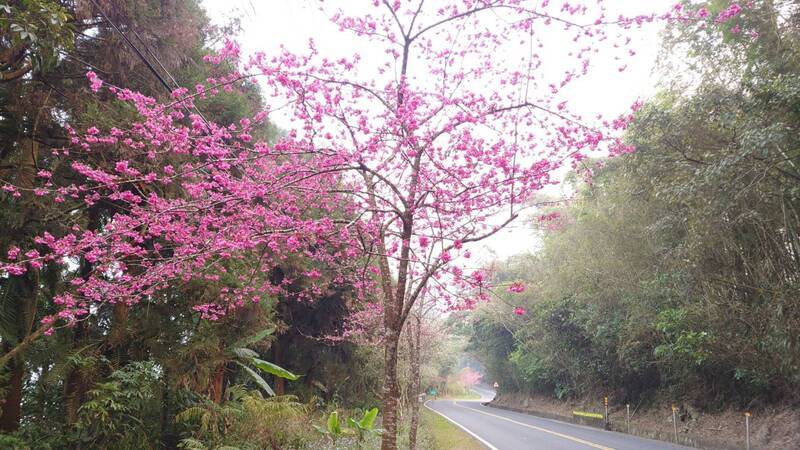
[425,388,692,450]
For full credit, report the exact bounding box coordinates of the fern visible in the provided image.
[175,387,309,448]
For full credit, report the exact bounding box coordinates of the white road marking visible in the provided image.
[452,401,615,450]
[424,400,500,450]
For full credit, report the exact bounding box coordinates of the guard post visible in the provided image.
[671,405,678,444]
[626,404,630,433]
[745,412,751,450]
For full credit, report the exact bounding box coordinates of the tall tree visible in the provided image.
[249,2,651,447]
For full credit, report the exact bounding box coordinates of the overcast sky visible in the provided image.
[201,0,674,263]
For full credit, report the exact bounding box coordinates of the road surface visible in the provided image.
[425,388,692,450]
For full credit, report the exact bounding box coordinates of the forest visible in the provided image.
[1,1,799,449]
[472,0,800,404]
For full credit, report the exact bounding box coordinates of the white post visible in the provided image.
[672,405,679,444]
[745,412,751,450]
[626,404,630,433]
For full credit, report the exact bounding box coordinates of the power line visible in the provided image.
[87,0,211,129]
[127,27,212,127]
[128,28,181,89]
[87,0,173,94]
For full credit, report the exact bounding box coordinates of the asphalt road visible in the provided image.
[425,389,693,450]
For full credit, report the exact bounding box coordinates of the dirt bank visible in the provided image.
[490,392,799,449]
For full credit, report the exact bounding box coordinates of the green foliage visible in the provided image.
[468,0,800,408]
[314,407,383,447]
[74,361,163,449]
[176,387,310,449]
[0,0,73,79]
[229,334,301,397]
[347,407,383,442]
[250,358,301,381]
[0,433,28,450]
[464,315,518,390]
[314,410,343,439]
[232,355,299,398]
[232,326,276,349]
[653,309,711,367]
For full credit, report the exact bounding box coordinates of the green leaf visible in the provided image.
[359,407,379,429]
[347,417,360,430]
[251,358,300,381]
[234,361,275,396]
[313,424,330,435]
[230,347,258,359]
[232,326,275,349]
[327,411,341,435]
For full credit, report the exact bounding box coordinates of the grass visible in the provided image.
[418,406,485,450]
[306,402,486,449]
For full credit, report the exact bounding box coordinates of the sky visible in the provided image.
[201,0,674,263]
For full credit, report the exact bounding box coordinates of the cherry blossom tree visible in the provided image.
[245,1,678,447]
[0,65,363,366]
[457,366,484,390]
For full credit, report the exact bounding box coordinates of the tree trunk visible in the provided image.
[64,367,88,425]
[64,322,89,425]
[380,330,401,450]
[103,257,141,364]
[407,316,422,450]
[209,364,225,404]
[108,302,130,348]
[0,139,39,431]
[65,207,100,425]
[273,339,285,396]
[102,301,131,371]
[0,352,24,432]
[0,274,37,431]
[161,366,178,449]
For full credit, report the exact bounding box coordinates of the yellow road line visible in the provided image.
[453,401,615,450]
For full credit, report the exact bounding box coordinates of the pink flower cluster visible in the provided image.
[2,61,366,332]
[716,3,743,23]
[507,282,526,293]
[86,71,103,92]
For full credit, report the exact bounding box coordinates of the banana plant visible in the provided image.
[313,410,346,444]
[227,327,300,396]
[314,408,383,446]
[347,407,383,442]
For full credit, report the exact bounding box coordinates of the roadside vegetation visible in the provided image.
[466,0,800,437]
[416,408,485,450]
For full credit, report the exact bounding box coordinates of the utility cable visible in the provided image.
[87,0,173,94]
[87,0,212,130]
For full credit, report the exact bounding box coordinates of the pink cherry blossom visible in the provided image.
[716,3,743,24]
[86,71,103,92]
[508,282,526,293]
